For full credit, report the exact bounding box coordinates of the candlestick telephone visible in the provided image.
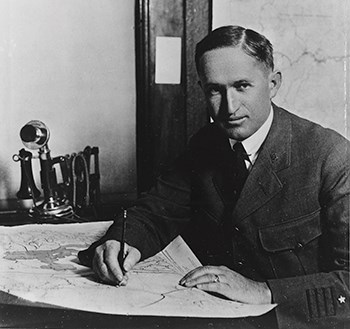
[13,120,100,220]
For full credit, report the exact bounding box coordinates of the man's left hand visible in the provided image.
[179,265,272,304]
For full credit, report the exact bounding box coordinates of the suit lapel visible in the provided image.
[233,105,292,222]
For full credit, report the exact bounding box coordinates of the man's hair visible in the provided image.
[195,25,274,73]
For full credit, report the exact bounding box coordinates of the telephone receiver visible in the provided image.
[19,120,50,150]
[13,120,74,219]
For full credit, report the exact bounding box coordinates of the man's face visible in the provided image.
[198,47,280,141]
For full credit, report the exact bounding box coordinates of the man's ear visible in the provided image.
[269,70,282,99]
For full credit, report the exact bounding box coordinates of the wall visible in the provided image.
[0,0,136,205]
[213,0,349,138]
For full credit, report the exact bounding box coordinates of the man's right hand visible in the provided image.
[92,240,141,286]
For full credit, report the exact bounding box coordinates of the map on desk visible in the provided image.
[0,221,276,317]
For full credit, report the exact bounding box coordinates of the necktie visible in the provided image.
[223,142,249,209]
[232,142,249,198]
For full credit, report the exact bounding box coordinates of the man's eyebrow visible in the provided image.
[233,79,251,85]
[203,79,252,89]
[203,82,222,89]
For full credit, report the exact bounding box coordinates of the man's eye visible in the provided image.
[207,88,221,96]
[236,83,250,91]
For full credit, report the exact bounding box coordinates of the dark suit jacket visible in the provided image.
[82,104,350,329]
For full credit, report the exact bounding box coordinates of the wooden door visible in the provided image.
[135,0,211,192]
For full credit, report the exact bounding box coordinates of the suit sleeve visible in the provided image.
[78,152,192,266]
[267,136,350,329]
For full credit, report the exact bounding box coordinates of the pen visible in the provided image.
[118,208,127,274]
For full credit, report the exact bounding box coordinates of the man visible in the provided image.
[79,26,349,328]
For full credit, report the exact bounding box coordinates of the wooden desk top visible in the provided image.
[0,300,276,329]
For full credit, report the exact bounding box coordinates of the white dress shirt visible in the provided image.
[229,107,274,171]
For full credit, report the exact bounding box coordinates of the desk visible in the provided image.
[0,200,124,226]
[0,210,277,329]
[0,298,277,329]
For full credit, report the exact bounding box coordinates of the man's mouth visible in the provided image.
[225,116,247,125]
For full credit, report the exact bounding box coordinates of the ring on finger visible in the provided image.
[213,274,220,283]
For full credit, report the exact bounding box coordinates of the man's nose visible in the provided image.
[225,88,240,114]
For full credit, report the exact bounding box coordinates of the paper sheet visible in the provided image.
[0,221,276,317]
[155,36,182,84]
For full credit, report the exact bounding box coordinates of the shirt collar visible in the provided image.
[229,106,274,156]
